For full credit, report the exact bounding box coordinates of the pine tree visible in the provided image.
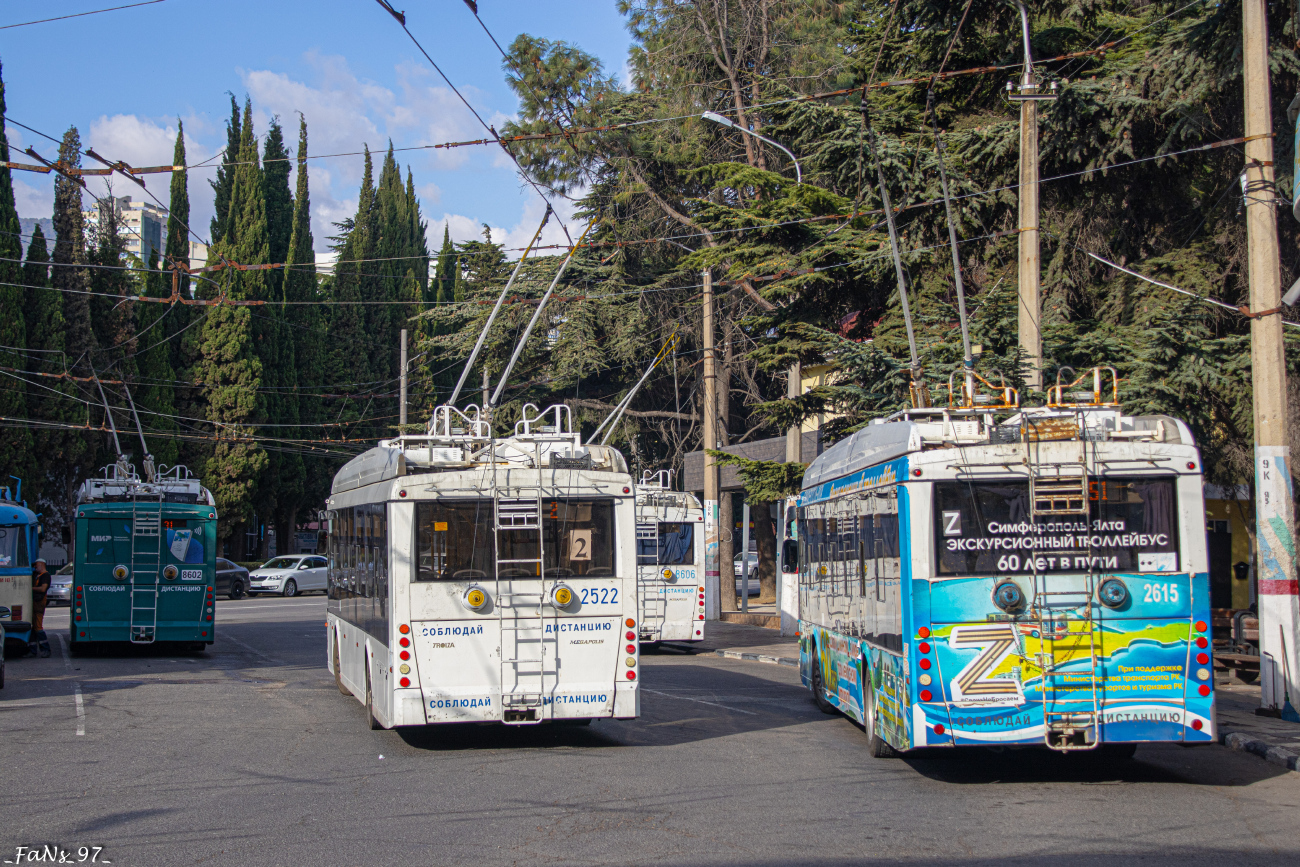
[262,117,294,295]
[0,62,31,483]
[199,99,267,549]
[209,95,241,245]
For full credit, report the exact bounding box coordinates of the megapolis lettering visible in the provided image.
[420,625,484,637]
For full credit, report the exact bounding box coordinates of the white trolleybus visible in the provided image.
[634,470,705,644]
[325,403,642,728]
[798,368,1216,754]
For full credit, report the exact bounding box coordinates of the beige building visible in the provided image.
[83,196,167,264]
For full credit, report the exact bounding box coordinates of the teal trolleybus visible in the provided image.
[797,368,1215,755]
[71,463,218,651]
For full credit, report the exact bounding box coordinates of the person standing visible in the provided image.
[29,558,51,658]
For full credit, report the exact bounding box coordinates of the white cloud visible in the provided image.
[13,178,53,223]
[432,195,582,259]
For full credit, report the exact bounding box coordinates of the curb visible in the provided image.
[1221,731,1300,772]
[713,649,799,667]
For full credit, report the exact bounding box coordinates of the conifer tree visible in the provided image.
[281,115,325,541]
[325,147,374,423]
[199,99,267,549]
[49,126,96,507]
[134,248,179,467]
[262,118,294,295]
[434,224,454,304]
[22,226,71,519]
[164,122,207,474]
[209,95,241,246]
[0,63,31,482]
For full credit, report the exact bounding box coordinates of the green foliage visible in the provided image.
[707,451,806,502]
[0,63,31,483]
[209,95,241,245]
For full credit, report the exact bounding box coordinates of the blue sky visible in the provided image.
[0,0,635,259]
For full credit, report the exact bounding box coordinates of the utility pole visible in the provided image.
[1011,1,1054,390]
[399,328,408,430]
[702,269,720,621]
[785,362,801,464]
[1243,0,1300,718]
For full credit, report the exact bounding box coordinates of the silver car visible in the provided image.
[249,555,328,598]
[47,564,73,606]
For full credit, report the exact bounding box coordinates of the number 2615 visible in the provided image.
[1143,582,1179,604]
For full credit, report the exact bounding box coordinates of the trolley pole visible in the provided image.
[1243,0,1300,717]
[702,269,721,621]
[399,328,408,429]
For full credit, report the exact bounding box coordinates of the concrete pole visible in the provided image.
[786,362,802,464]
[1017,97,1042,390]
[702,269,721,621]
[1243,0,1300,717]
[399,328,408,430]
[741,501,751,613]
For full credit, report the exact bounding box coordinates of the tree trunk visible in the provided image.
[754,500,777,603]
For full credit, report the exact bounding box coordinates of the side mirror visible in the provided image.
[0,605,10,619]
[781,539,799,573]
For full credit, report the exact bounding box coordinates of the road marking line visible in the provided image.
[55,633,85,736]
[641,688,757,715]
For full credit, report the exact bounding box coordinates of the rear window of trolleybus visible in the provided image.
[0,525,28,568]
[932,476,1179,576]
[415,499,616,581]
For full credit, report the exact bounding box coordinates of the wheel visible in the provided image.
[365,667,382,730]
[68,635,83,657]
[333,635,351,696]
[229,579,245,601]
[808,643,837,714]
[282,579,297,598]
[1,661,5,689]
[863,678,898,758]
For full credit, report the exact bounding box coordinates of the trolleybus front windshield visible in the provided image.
[0,525,28,568]
[416,499,616,580]
[933,476,1178,575]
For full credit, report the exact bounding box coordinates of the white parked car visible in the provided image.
[249,555,328,597]
[734,551,760,596]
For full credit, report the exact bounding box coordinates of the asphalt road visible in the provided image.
[1,596,1297,867]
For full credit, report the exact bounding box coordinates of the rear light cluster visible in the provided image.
[916,627,942,727]
[624,619,637,680]
[698,585,706,621]
[205,587,214,622]
[1193,619,1211,699]
[398,624,413,688]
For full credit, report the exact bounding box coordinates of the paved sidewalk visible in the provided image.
[1215,679,1300,772]
[666,619,800,667]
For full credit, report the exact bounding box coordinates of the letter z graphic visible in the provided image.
[948,624,1024,704]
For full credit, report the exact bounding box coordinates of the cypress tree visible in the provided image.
[134,248,179,467]
[50,126,96,505]
[164,122,207,475]
[325,147,374,422]
[282,115,325,542]
[264,116,303,554]
[199,98,267,550]
[22,225,72,520]
[209,95,241,246]
[434,224,454,304]
[0,63,31,483]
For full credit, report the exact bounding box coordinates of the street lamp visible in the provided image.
[701,111,802,185]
